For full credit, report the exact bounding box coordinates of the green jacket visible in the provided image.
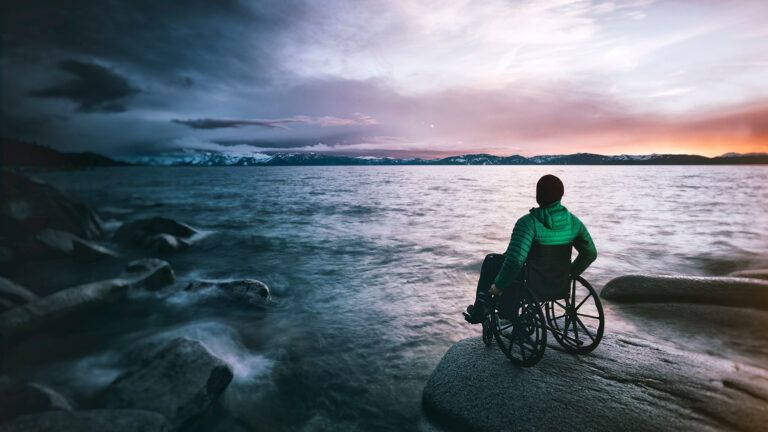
[494,201,597,290]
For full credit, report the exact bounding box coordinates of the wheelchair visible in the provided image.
[479,244,604,367]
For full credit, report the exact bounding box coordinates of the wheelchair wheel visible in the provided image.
[482,317,493,346]
[491,297,547,367]
[544,276,604,354]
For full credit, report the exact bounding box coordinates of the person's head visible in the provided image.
[536,174,564,206]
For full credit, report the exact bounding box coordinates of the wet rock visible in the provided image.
[0,260,174,343]
[0,379,74,423]
[101,337,233,430]
[185,279,270,305]
[146,233,190,254]
[120,259,175,291]
[0,172,104,241]
[423,336,768,432]
[0,278,37,313]
[0,409,171,432]
[72,238,119,262]
[113,217,197,253]
[728,268,768,281]
[601,274,768,310]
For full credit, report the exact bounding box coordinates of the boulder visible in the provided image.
[113,217,197,253]
[0,409,171,432]
[601,274,768,310]
[185,279,270,305]
[0,379,74,424]
[29,229,118,262]
[146,233,189,254]
[0,278,37,313]
[0,171,103,241]
[120,259,175,291]
[728,268,768,281]
[0,260,174,343]
[72,239,119,262]
[423,336,768,432]
[101,337,233,430]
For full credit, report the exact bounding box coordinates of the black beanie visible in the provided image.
[536,175,564,206]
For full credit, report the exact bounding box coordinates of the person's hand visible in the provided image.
[489,284,502,297]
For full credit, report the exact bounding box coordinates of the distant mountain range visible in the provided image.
[3,139,767,168]
[127,150,768,166]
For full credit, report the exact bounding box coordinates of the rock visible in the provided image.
[0,171,103,241]
[113,217,197,253]
[0,379,74,424]
[728,268,768,281]
[601,274,768,310]
[145,233,190,254]
[120,259,175,291]
[0,278,37,313]
[101,337,233,430]
[423,336,768,432]
[185,279,270,305]
[0,409,171,432]
[30,229,117,262]
[0,260,174,343]
[72,238,119,262]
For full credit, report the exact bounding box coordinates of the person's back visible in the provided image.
[464,175,597,323]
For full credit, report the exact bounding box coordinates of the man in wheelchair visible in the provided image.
[464,174,597,324]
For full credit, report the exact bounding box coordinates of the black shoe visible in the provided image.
[463,304,486,324]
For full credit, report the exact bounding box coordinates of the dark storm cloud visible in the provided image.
[173,118,294,130]
[173,113,378,130]
[1,0,302,82]
[30,60,139,112]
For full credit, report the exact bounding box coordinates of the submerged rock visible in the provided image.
[0,409,170,432]
[101,337,233,430]
[113,217,197,253]
[0,379,74,424]
[423,336,768,432]
[0,278,37,313]
[601,274,768,310]
[0,260,174,344]
[185,279,270,305]
[728,268,768,281]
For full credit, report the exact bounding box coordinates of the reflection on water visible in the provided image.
[7,166,768,431]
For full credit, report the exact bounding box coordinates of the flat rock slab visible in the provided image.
[728,268,768,281]
[423,336,768,432]
[601,275,768,310]
[0,409,170,432]
[101,337,233,430]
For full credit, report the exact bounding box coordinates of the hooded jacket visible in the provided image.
[493,201,597,290]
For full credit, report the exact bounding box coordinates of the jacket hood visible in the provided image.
[529,201,571,229]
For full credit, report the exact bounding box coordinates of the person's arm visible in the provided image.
[570,216,597,277]
[493,216,535,291]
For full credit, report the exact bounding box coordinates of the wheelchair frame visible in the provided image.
[481,275,604,367]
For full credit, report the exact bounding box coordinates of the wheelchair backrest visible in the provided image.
[525,243,572,301]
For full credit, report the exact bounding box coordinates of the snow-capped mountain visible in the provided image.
[122,150,768,166]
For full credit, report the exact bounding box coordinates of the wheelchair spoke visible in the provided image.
[499,321,515,332]
[574,292,593,311]
[575,317,596,342]
[576,312,600,320]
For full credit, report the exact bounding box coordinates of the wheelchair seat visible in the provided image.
[525,242,572,302]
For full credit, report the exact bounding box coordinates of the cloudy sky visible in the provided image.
[2,0,767,158]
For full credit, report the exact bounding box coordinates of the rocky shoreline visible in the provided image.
[422,270,768,431]
[0,170,271,430]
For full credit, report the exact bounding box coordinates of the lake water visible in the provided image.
[8,166,768,431]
